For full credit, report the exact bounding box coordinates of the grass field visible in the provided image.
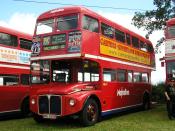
[0,105,175,131]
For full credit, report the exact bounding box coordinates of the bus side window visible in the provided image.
[82,15,99,33]
[117,70,126,82]
[21,74,30,85]
[142,73,149,83]
[133,72,141,83]
[115,29,125,43]
[0,32,18,47]
[126,33,131,45]
[148,44,154,53]
[0,75,19,86]
[101,23,114,38]
[132,36,139,48]
[103,69,116,82]
[127,71,133,82]
[20,38,33,50]
[140,41,148,52]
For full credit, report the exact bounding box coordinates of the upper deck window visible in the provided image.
[132,36,139,48]
[20,38,33,50]
[82,15,99,33]
[57,14,78,31]
[140,41,148,52]
[0,32,17,47]
[126,33,131,45]
[148,44,154,53]
[101,23,114,38]
[115,29,125,43]
[36,19,54,35]
[168,25,175,38]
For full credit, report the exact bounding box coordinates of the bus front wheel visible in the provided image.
[80,99,99,126]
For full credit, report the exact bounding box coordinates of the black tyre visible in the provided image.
[21,98,30,117]
[80,99,99,126]
[142,94,150,110]
[33,113,45,123]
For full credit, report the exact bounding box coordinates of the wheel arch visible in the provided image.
[83,94,102,116]
[20,95,30,116]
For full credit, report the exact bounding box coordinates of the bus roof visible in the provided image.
[0,26,32,40]
[37,6,152,45]
[166,18,175,26]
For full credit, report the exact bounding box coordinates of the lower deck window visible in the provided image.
[78,60,99,82]
[21,74,30,85]
[117,70,126,82]
[133,72,142,83]
[51,59,100,83]
[142,73,149,83]
[103,69,116,82]
[127,71,133,82]
[167,61,175,81]
[0,75,19,86]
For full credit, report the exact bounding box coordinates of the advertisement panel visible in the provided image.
[100,36,150,65]
[0,47,30,65]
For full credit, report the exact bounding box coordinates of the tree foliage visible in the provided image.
[132,0,175,53]
[152,82,165,103]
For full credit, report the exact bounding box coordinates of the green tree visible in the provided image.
[132,0,175,53]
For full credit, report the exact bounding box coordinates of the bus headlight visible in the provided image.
[69,99,76,106]
[31,98,36,105]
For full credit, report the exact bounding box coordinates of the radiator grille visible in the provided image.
[38,95,61,115]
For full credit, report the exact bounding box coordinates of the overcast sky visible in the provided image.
[0,0,165,84]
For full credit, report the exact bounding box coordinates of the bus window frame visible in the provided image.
[101,23,114,39]
[126,33,131,45]
[56,13,79,32]
[127,70,133,83]
[0,74,19,86]
[82,14,99,33]
[117,69,127,82]
[36,18,55,35]
[132,36,140,49]
[0,32,18,48]
[115,29,126,43]
[141,72,149,83]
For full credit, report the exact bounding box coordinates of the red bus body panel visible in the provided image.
[30,6,154,118]
[0,26,32,113]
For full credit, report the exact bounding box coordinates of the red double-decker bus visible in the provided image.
[160,18,175,83]
[30,6,155,126]
[0,26,32,116]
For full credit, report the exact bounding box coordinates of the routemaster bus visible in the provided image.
[160,18,175,83]
[30,6,155,126]
[0,26,32,116]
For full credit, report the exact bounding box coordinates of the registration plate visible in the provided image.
[43,114,57,119]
